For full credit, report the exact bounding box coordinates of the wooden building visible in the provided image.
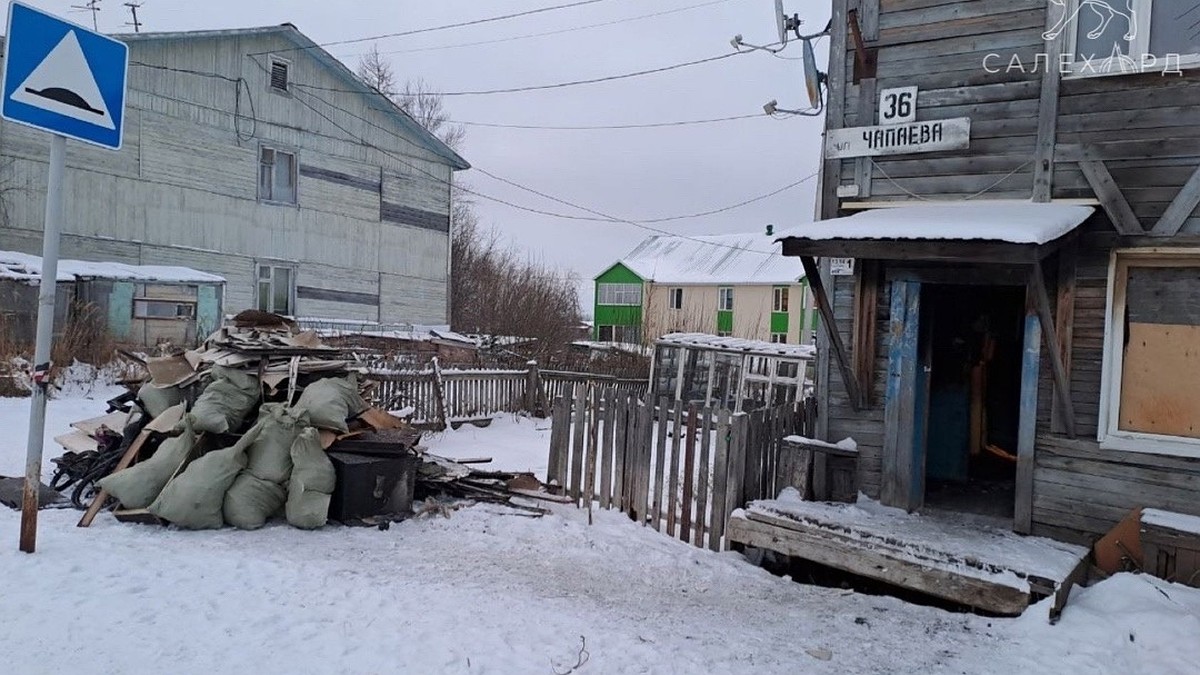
[0,25,468,327]
[730,0,1200,606]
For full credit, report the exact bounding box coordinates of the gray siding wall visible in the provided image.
[0,30,455,325]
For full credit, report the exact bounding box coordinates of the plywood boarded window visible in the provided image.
[1101,250,1200,455]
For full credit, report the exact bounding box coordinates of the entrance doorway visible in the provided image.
[920,284,1024,520]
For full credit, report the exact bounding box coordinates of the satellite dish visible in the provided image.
[775,0,789,46]
[802,38,822,109]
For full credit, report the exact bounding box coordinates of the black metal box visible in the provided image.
[327,452,418,523]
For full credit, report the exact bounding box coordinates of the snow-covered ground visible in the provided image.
[2,393,1199,674]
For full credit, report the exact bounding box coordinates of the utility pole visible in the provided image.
[124,2,143,33]
[70,0,102,31]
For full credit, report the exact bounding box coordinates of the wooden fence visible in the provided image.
[546,389,815,551]
[363,361,648,428]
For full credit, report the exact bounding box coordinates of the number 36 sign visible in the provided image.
[878,86,917,125]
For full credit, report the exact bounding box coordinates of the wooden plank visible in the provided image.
[681,404,698,544]
[1015,282,1043,535]
[569,386,587,502]
[709,409,732,552]
[743,410,763,505]
[1032,5,1064,202]
[601,390,616,510]
[650,396,669,530]
[1150,164,1200,236]
[882,280,921,510]
[801,255,865,410]
[852,260,880,407]
[1052,243,1078,434]
[1030,262,1076,439]
[725,413,750,547]
[546,396,566,488]
[1078,160,1144,235]
[854,78,878,197]
[77,429,152,528]
[726,515,1032,616]
[616,394,632,511]
[666,401,683,537]
[695,407,713,548]
[584,387,600,513]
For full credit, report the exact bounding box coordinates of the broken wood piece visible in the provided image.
[77,430,151,528]
[112,508,165,525]
[145,354,197,388]
[454,457,493,465]
[508,488,574,504]
[70,411,131,438]
[1094,508,1144,575]
[55,430,99,454]
[144,403,186,433]
[357,407,410,431]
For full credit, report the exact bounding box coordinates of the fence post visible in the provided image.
[525,360,544,417]
[651,396,670,531]
[547,395,569,492]
[570,385,587,503]
[430,357,448,431]
[708,409,731,552]
[680,404,697,544]
[666,401,683,537]
[694,407,712,549]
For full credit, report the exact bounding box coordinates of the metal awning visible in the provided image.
[777,202,1095,263]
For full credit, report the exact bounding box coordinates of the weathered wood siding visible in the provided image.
[0,29,459,325]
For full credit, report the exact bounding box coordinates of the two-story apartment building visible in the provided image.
[0,24,468,327]
[766,0,1200,551]
[592,232,818,346]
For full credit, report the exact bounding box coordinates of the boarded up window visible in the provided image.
[1117,265,1200,439]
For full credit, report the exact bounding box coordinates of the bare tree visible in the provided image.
[356,45,581,355]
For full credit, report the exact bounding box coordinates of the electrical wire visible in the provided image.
[291,50,754,97]
[340,0,737,58]
[448,112,765,130]
[251,0,619,55]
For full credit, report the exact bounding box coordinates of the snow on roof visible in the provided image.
[777,201,1095,245]
[657,333,816,359]
[571,340,653,357]
[613,232,803,285]
[1142,508,1200,536]
[0,250,225,284]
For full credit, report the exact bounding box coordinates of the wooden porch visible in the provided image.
[728,496,1089,617]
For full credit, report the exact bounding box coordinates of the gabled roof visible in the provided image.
[606,232,804,285]
[114,24,470,170]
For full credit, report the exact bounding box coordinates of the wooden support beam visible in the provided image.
[1151,165,1200,236]
[1078,160,1144,235]
[1029,262,1077,440]
[854,79,877,198]
[1051,244,1077,436]
[852,260,879,406]
[800,255,864,410]
[1014,284,1042,535]
[1032,13,1064,202]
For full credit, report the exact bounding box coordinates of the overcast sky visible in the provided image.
[19,0,830,316]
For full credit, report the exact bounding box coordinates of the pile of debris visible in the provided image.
[46,311,560,529]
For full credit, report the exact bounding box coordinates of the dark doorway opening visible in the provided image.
[920,284,1025,521]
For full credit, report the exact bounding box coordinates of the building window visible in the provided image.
[597,283,642,306]
[770,332,787,344]
[269,57,291,92]
[597,324,641,344]
[257,264,294,315]
[669,287,683,310]
[716,330,733,338]
[718,287,734,312]
[1062,0,1200,75]
[134,299,195,320]
[1099,250,1200,457]
[259,146,297,204]
[773,286,789,313]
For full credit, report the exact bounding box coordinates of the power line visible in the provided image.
[339,0,737,58]
[449,113,765,131]
[291,49,753,97]
[251,0,619,55]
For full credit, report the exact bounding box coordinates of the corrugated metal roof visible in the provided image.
[15,24,471,171]
[610,232,803,285]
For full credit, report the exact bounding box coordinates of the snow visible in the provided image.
[658,332,817,359]
[1142,508,1200,536]
[783,435,858,453]
[0,249,224,284]
[776,201,1096,245]
[616,231,803,285]
[421,414,552,476]
[571,340,654,357]
[748,493,1088,591]
[3,393,1200,674]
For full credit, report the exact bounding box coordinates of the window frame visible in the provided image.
[597,282,642,306]
[773,286,789,313]
[1098,247,1200,458]
[716,330,733,338]
[133,298,196,320]
[256,262,296,316]
[770,332,787,344]
[268,56,292,94]
[1061,0,1200,78]
[668,287,683,310]
[258,144,298,205]
[718,287,734,312]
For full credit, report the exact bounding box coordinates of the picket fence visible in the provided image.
[546,389,815,551]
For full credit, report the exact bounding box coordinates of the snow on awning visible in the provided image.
[0,250,225,284]
[657,333,816,359]
[777,202,1096,263]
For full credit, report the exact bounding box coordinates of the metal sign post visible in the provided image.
[19,133,65,553]
[2,1,129,552]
